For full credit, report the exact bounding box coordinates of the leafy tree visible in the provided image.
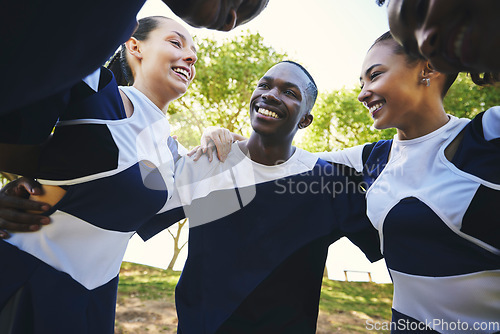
[444,73,500,118]
[298,88,395,152]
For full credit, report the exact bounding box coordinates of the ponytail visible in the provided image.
[107,45,133,86]
[105,16,171,86]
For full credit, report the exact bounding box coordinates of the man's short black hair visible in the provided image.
[279,60,318,112]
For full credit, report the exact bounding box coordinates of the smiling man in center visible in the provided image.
[138,61,382,334]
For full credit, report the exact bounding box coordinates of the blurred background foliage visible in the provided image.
[1,32,498,186]
[167,31,499,153]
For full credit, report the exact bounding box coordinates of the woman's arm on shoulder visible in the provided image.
[188,126,242,162]
[314,144,369,172]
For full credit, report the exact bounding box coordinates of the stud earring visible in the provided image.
[422,78,430,87]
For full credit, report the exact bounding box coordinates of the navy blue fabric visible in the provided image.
[0,68,125,145]
[452,112,500,184]
[1,0,144,114]
[452,112,500,250]
[383,197,500,277]
[462,185,500,249]
[361,139,392,189]
[0,67,177,333]
[169,160,381,333]
[216,234,333,334]
[138,206,186,241]
[0,89,70,145]
[43,163,168,232]
[0,240,119,334]
[37,123,119,180]
[60,68,127,122]
[361,114,500,331]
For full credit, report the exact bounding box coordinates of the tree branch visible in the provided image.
[167,229,175,238]
[178,100,206,134]
[179,241,188,251]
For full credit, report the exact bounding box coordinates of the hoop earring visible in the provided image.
[422,78,430,87]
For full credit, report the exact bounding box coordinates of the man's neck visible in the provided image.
[239,133,296,166]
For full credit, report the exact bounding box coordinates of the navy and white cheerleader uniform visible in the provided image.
[0,67,181,333]
[2,0,144,114]
[317,108,500,334]
[138,142,383,334]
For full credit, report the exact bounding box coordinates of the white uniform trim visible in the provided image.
[82,68,101,92]
[482,106,500,142]
[161,142,319,228]
[391,269,500,333]
[314,144,366,172]
[365,116,500,254]
[37,86,175,199]
[7,210,134,290]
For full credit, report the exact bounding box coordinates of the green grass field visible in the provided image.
[117,262,393,333]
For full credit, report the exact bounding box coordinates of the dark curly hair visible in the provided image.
[469,72,500,86]
[279,60,318,112]
[375,1,498,85]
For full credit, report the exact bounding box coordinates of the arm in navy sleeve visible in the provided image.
[136,207,186,241]
[332,163,382,262]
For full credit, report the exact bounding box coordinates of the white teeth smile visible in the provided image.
[173,67,189,79]
[258,108,279,119]
[368,103,383,115]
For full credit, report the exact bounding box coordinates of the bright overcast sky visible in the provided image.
[138,0,390,92]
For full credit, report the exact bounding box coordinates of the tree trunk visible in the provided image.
[166,218,188,270]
